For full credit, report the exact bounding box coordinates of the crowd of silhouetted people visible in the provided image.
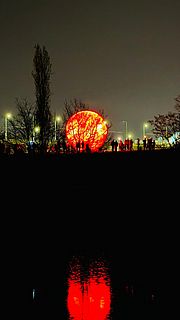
[111,137,156,152]
[0,139,93,156]
[0,135,178,158]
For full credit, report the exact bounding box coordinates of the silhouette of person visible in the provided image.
[129,139,133,151]
[81,141,85,151]
[114,140,118,152]
[119,139,124,151]
[147,137,152,150]
[86,143,91,153]
[143,138,147,150]
[111,139,115,152]
[76,141,80,152]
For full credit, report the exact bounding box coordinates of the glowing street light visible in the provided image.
[33,126,40,142]
[4,112,12,140]
[34,126,40,133]
[143,123,148,138]
[54,115,61,141]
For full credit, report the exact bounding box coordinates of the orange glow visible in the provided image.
[67,259,111,320]
[66,110,108,152]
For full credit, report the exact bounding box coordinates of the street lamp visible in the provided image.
[122,120,128,140]
[143,123,148,138]
[4,113,12,141]
[54,115,61,141]
[33,126,40,142]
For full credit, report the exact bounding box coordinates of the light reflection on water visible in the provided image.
[67,256,111,320]
[32,254,159,319]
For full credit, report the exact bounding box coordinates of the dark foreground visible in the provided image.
[1,149,179,318]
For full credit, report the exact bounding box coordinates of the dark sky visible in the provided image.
[0,0,180,138]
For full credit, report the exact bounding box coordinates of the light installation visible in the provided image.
[65,110,108,152]
[67,258,111,320]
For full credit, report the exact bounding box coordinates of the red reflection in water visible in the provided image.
[67,260,111,320]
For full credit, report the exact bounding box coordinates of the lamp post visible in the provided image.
[122,120,128,140]
[54,115,61,141]
[4,113,12,141]
[143,123,148,138]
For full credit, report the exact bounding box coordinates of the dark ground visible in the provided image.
[1,149,179,318]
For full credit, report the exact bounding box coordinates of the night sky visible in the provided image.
[0,0,180,138]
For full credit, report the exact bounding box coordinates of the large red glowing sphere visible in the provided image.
[66,110,108,152]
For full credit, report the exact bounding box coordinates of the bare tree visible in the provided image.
[8,98,34,143]
[32,44,52,153]
[148,112,178,146]
[149,93,180,146]
[62,98,87,124]
[59,99,88,149]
